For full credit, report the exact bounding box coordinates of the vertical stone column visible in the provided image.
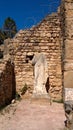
[63,0,73,101]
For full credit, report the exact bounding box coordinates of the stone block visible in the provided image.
[64,88,73,101]
[64,71,73,88]
[65,40,73,59]
[64,62,73,71]
[66,10,73,18]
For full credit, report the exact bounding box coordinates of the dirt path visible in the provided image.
[0,99,65,130]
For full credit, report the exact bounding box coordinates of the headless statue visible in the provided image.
[32,52,49,98]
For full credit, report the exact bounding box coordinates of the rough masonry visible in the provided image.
[0,0,73,107]
[8,10,62,100]
[61,0,73,101]
[0,56,16,108]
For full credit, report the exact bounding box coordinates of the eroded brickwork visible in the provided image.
[61,0,73,101]
[0,0,73,104]
[0,58,16,108]
[9,11,62,100]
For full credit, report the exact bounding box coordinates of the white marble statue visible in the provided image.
[32,52,49,97]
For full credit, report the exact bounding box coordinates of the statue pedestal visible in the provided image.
[32,93,50,98]
[31,93,51,105]
[32,92,51,104]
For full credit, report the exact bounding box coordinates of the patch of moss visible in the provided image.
[53,99,63,103]
[21,83,28,95]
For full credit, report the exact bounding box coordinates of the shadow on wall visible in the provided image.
[0,49,3,59]
[45,77,50,93]
[11,63,16,100]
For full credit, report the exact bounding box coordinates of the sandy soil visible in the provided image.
[0,99,66,130]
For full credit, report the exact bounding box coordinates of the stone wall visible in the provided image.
[0,57,16,108]
[9,11,63,100]
[1,0,73,102]
[61,0,73,101]
[0,0,73,107]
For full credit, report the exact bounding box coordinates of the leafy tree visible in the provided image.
[3,17,17,38]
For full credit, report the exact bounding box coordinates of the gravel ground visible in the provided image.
[0,99,66,130]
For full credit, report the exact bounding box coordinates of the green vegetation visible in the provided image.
[53,99,63,103]
[0,17,17,44]
[3,17,17,38]
[21,83,28,95]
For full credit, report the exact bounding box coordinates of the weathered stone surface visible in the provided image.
[9,12,62,100]
[0,0,73,108]
[64,100,73,129]
[32,52,49,98]
[61,0,73,102]
[61,1,73,127]
[64,88,73,101]
[65,40,73,59]
[0,58,16,107]
[64,61,73,71]
[3,38,10,55]
[64,71,73,88]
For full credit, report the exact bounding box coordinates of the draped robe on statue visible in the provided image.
[32,53,49,98]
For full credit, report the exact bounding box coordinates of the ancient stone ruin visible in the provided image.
[0,0,73,113]
[0,57,16,108]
